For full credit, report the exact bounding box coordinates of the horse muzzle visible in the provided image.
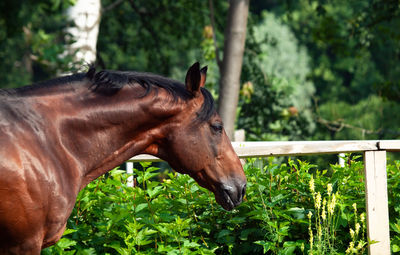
[215,179,247,211]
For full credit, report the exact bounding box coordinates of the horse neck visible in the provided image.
[31,83,183,188]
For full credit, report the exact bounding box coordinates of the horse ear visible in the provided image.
[185,62,205,96]
[200,66,207,88]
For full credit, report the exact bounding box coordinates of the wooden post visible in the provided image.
[234,129,246,166]
[127,162,134,187]
[364,150,390,255]
[338,152,345,167]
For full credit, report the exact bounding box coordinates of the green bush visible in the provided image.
[42,156,400,254]
[315,95,400,140]
[238,12,315,141]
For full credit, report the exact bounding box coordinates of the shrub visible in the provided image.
[42,156,400,254]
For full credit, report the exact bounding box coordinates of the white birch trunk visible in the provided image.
[66,0,101,65]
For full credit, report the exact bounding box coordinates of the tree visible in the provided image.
[278,0,400,139]
[0,0,75,88]
[238,12,315,141]
[65,0,101,68]
[216,0,250,139]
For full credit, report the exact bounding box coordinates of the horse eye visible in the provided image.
[211,123,223,133]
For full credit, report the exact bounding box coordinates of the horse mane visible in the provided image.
[0,73,87,96]
[1,66,216,122]
[87,66,216,121]
[87,66,191,99]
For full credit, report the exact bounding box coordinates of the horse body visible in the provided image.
[0,63,246,254]
[0,88,87,253]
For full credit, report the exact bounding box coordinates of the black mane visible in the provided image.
[0,73,86,96]
[88,67,192,99]
[1,67,216,122]
[87,67,215,121]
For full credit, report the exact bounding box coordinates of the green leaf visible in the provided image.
[78,248,97,255]
[393,244,400,252]
[286,207,306,220]
[144,171,159,181]
[391,222,400,234]
[56,238,76,249]
[254,240,272,253]
[217,229,232,239]
[105,243,131,255]
[183,240,200,248]
[147,186,163,198]
[62,228,77,236]
[135,203,148,213]
[190,185,199,193]
[239,228,258,241]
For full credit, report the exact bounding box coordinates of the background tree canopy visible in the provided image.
[0,0,399,142]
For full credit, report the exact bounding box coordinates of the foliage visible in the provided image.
[2,0,399,142]
[1,1,400,143]
[275,0,400,140]
[97,0,226,78]
[41,155,400,254]
[315,95,400,140]
[387,160,400,253]
[280,0,399,103]
[314,100,400,143]
[238,12,315,141]
[0,0,75,88]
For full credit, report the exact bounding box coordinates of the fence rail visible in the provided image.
[128,140,400,255]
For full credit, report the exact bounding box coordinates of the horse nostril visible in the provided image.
[221,182,246,205]
[241,183,246,199]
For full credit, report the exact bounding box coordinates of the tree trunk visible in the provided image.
[22,25,33,76]
[217,0,249,140]
[66,0,101,65]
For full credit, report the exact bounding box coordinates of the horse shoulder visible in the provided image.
[0,123,76,252]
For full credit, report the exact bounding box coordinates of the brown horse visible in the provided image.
[0,63,246,254]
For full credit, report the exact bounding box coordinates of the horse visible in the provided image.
[0,62,246,254]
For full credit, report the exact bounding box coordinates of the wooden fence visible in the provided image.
[127,140,400,255]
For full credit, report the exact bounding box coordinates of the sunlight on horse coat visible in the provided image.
[0,63,246,254]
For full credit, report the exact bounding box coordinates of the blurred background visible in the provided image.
[0,0,399,144]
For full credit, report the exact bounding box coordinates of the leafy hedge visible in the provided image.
[42,156,400,254]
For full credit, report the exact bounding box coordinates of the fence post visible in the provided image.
[338,153,345,167]
[127,162,134,187]
[364,150,390,255]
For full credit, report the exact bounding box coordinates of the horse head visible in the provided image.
[155,63,247,210]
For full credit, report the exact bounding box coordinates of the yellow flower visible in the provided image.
[350,228,355,239]
[328,193,337,215]
[309,176,315,193]
[346,242,355,254]
[352,203,357,213]
[360,213,365,223]
[315,192,322,210]
[202,25,213,39]
[321,199,327,221]
[327,183,333,196]
[308,211,313,250]
[241,81,254,100]
[307,211,313,219]
[355,223,361,235]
